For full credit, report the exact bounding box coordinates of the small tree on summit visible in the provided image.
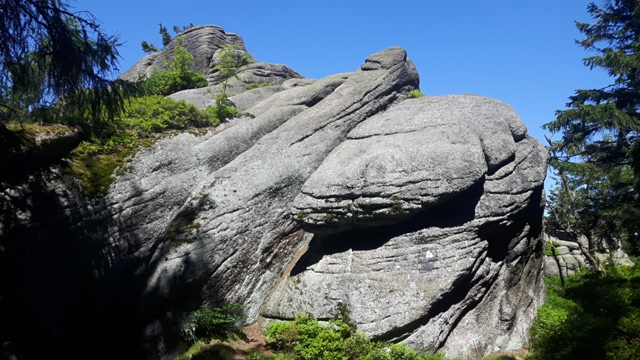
[141,41,159,54]
[140,36,207,96]
[212,44,254,121]
[140,23,195,53]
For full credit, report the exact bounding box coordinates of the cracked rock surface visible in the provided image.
[110,46,421,357]
[119,25,301,88]
[1,44,548,359]
[262,94,548,358]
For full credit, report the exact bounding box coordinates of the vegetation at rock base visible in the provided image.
[177,308,529,360]
[181,304,246,344]
[530,266,640,360]
[264,313,446,360]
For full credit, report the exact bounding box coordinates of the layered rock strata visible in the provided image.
[1,44,548,359]
[119,25,302,87]
[261,94,548,357]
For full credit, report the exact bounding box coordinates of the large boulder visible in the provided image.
[112,47,546,358]
[261,94,548,357]
[1,46,548,359]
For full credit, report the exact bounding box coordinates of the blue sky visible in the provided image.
[75,0,611,181]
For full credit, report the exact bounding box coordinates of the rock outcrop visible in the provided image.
[261,94,548,357]
[544,234,634,276]
[119,25,302,88]
[120,25,245,81]
[1,41,549,359]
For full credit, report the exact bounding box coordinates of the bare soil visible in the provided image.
[229,323,271,359]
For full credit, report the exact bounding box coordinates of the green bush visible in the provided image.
[529,266,640,360]
[265,313,444,360]
[245,82,277,90]
[120,95,217,133]
[139,36,208,96]
[182,304,246,343]
[69,95,218,196]
[142,69,208,96]
[211,93,238,121]
[408,89,425,98]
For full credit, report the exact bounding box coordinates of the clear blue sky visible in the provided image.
[75,0,611,169]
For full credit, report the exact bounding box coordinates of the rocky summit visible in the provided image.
[0,25,548,359]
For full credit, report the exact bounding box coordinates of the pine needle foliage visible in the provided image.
[544,0,640,255]
[0,0,134,123]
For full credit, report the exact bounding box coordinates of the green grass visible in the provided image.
[265,313,446,360]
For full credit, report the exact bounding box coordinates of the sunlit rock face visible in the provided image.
[114,46,546,357]
[261,94,548,357]
[1,41,548,359]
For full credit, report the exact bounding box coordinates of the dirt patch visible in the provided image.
[230,323,271,359]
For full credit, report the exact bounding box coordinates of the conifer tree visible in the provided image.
[544,0,640,255]
[0,0,131,125]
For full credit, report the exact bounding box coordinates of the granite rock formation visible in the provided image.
[543,234,634,277]
[119,25,302,88]
[261,94,548,357]
[0,40,548,359]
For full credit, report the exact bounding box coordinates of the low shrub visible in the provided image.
[182,303,246,343]
[265,313,444,360]
[408,89,425,98]
[529,266,640,359]
[68,95,218,196]
[211,93,238,121]
[140,68,207,96]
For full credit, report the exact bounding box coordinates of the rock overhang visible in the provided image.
[291,94,537,235]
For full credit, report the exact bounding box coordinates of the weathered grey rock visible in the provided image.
[2,45,549,360]
[120,25,303,93]
[99,47,418,357]
[291,95,535,233]
[207,45,302,84]
[543,234,634,277]
[167,76,309,112]
[120,25,246,82]
[261,94,548,358]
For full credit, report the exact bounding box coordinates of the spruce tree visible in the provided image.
[0,0,132,124]
[544,0,640,254]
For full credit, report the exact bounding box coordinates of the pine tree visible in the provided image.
[544,0,640,255]
[0,0,134,126]
[159,23,172,48]
[141,41,159,53]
